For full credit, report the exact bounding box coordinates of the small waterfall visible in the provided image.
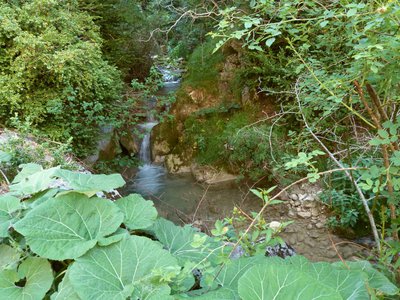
[138,122,158,164]
[127,66,181,196]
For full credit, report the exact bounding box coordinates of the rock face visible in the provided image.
[285,182,328,229]
[191,164,237,187]
[87,126,139,164]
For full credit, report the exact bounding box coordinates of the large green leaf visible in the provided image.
[213,255,266,296]
[51,268,81,300]
[14,192,124,260]
[176,288,236,299]
[0,257,53,300]
[238,263,342,300]
[179,255,267,299]
[10,166,60,195]
[0,244,20,270]
[12,163,44,184]
[56,169,125,197]
[0,194,23,237]
[333,260,399,296]
[152,218,220,264]
[115,194,158,230]
[0,150,11,163]
[69,235,180,300]
[271,256,369,299]
[10,165,125,197]
[307,262,369,299]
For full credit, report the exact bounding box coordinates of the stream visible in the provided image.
[122,68,368,262]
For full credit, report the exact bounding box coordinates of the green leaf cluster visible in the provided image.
[0,0,123,155]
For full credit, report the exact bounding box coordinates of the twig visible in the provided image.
[0,169,10,185]
[192,185,210,222]
[328,233,349,269]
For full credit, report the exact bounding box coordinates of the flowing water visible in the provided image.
[123,67,368,262]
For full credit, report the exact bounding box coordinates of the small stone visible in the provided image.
[288,210,296,218]
[305,238,316,247]
[315,222,325,229]
[293,200,301,207]
[297,211,312,218]
[307,224,313,230]
[326,250,337,258]
[297,233,306,242]
[309,231,319,239]
[311,208,319,217]
[303,201,316,208]
[288,236,297,245]
[289,194,298,201]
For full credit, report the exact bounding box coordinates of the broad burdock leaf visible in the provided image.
[333,261,399,295]
[0,257,53,300]
[132,282,173,300]
[0,194,23,237]
[0,150,11,163]
[10,166,60,195]
[69,236,180,300]
[10,165,125,197]
[12,163,44,184]
[306,262,369,299]
[56,169,125,197]
[50,268,80,300]
[14,192,124,260]
[238,263,342,300]
[189,255,267,299]
[115,194,158,230]
[0,244,20,270]
[176,288,236,299]
[152,218,220,264]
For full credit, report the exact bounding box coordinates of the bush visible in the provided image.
[0,0,123,156]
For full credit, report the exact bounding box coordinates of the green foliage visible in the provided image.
[0,165,397,298]
[0,128,78,183]
[320,189,363,228]
[0,0,123,156]
[213,188,292,257]
[79,0,153,81]
[182,40,225,94]
[210,0,400,271]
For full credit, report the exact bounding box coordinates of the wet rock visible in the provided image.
[265,243,296,258]
[191,164,237,186]
[165,154,191,173]
[119,131,139,154]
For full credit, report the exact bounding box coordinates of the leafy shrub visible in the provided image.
[0,165,398,299]
[0,1,123,156]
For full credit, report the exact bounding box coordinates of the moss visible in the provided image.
[181,39,225,95]
[183,108,258,168]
